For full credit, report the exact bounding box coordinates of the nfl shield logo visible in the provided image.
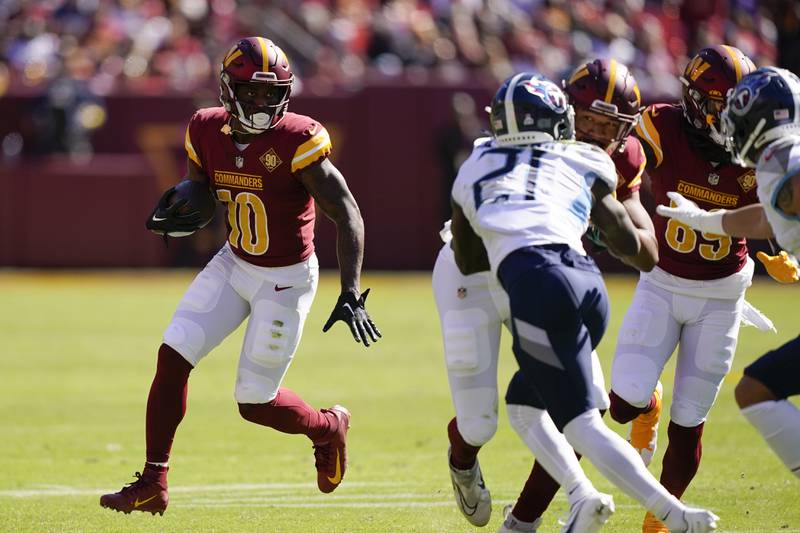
[235,155,244,168]
[708,173,719,185]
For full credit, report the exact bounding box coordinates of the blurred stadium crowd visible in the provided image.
[2,0,799,98]
[0,0,798,158]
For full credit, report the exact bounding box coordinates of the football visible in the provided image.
[169,179,216,228]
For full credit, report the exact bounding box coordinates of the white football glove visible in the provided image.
[655,192,727,235]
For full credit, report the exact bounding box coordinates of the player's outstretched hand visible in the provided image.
[757,251,800,284]
[656,191,725,234]
[323,289,382,347]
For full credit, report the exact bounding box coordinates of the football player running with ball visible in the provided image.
[100,37,380,516]
[657,66,800,480]
[449,73,718,532]
[609,45,782,533]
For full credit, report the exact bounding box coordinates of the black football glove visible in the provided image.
[145,187,205,237]
[322,288,382,347]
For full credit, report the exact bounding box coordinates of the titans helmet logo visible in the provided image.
[522,79,567,112]
[729,72,772,116]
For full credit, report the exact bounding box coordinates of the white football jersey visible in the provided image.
[756,134,800,257]
[451,137,617,273]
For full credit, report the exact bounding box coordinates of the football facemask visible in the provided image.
[219,37,293,134]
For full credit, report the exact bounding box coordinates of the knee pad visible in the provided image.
[456,411,498,447]
[611,353,661,408]
[163,317,208,366]
[235,368,279,404]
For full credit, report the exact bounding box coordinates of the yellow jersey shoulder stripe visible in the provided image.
[635,109,663,168]
[292,128,332,172]
[629,142,646,187]
[185,125,201,167]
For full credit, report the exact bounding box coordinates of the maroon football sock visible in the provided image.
[238,387,332,442]
[659,421,704,498]
[512,461,561,522]
[447,418,481,470]
[145,344,194,465]
[142,463,169,488]
[609,389,657,424]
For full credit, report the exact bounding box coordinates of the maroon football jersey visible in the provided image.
[612,135,645,202]
[635,103,759,280]
[185,107,332,267]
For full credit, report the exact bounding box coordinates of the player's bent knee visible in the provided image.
[611,353,661,407]
[235,368,280,404]
[162,317,208,366]
[735,375,778,409]
[456,415,498,447]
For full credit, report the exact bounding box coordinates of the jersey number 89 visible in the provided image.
[664,200,731,260]
[217,189,269,255]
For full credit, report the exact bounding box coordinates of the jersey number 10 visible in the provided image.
[216,189,269,255]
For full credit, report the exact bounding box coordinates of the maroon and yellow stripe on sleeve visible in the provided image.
[291,127,332,172]
[185,124,201,168]
[635,107,663,168]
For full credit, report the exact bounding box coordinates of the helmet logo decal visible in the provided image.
[730,73,771,115]
[522,80,567,112]
[686,57,711,82]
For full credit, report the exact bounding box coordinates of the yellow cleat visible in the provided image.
[629,381,663,466]
[642,511,669,533]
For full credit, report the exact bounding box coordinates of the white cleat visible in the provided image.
[498,503,542,532]
[678,507,719,533]
[559,492,615,533]
[448,449,491,527]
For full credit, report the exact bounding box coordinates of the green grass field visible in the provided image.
[1,271,798,533]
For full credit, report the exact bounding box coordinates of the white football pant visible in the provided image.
[432,244,609,446]
[612,276,745,427]
[163,244,318,404]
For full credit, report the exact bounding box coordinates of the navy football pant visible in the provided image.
[744,334,800,399]
[500,245,609,431]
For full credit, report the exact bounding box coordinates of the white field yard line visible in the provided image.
[0,481,404,498]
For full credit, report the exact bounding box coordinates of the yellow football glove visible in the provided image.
[757,251,800,284]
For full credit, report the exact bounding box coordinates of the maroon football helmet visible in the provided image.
[219,37,293,133]
[680,45,755,145]
[563,58,642,153]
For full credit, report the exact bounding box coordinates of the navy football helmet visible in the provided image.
[488,73,575,146]
[721,66,800,168]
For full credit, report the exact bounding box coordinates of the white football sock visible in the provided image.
[506,404,595,505]
[563,409,688,530]
[741,400,800,478]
